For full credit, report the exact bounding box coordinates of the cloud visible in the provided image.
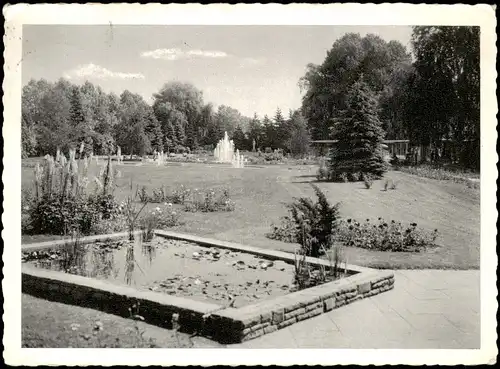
[140,48,229,61]
[239,57,266,67]
[63,63,145,80]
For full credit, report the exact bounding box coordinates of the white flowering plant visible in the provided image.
[139,202,181,240]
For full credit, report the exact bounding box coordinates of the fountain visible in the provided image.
[232,149,245,169]
[117,146,123,164]
[214,132,235,163]
[214,132,245,168]
[156,150,164,166]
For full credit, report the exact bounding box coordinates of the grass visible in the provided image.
[22,294,222,348]
[22,159,480,269]
[21,159,479,347]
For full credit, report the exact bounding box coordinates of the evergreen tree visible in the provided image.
[247,113,262,151]
[262,115,274,150]
[329,80,387,180]
[145,111,163,152]
[232,125,247,150]
[273,107,288,150]
[164,120,176,152]
[287,110,311,157]
[69,86,85,127]
[174,117,186,147]
[185,122,198,150]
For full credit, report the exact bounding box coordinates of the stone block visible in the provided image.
[278,317,297,329]
[283,300,302,313]
[297,307,323,322]
[284,307,306,321]
[260,311,272,323]
[242,322,270,336]
[357,281,371,294]
[242,328,265,342]
[306,301,322,312]
[345,291,358,300]
[323,298,335,312]
[372,279,389,289]
[272,309,285,324]
[264,325,278,334]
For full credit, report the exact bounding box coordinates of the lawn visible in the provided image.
[22,294,222,348]
[21,159,480,269]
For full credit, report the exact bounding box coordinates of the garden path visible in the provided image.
[229,269,481,348]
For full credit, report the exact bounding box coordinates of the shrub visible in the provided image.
[267,215,298,243]
[339,172,348,183]
[137,186,149,203]
[396,164,479,186]
[337,217,439,252]
[383,179,389,191]
[139,203,181,241]
[268,184,341,257]
[362,173,373,189]
[316,159,330,181]
[390,153,401,167]
[170,184,191,205]
[264,151,284,162]
[349,172,361,182]
[183,187,235,213]
[151,186,167,203]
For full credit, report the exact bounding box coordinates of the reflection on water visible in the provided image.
[26,236,159,287]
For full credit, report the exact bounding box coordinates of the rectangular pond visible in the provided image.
[22,230,395,343]
[22,236,343,308]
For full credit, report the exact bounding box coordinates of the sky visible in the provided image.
[22,25,412,117]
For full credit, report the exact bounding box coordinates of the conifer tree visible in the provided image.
[329,80,387,180]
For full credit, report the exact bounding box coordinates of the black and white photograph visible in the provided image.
[2,3,497,366]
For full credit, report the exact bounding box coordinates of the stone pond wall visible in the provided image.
[207,270,395,343]
[22,230,395,344]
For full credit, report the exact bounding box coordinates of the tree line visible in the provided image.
[300,26,480,169]
[22,26,479,169]
[22,78,311,158]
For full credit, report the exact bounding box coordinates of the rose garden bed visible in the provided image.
[22,230,395,343]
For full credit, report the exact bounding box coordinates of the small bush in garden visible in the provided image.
[150,186,167,203]
[362,173,373,189]
[139,203,180,241]
[339,172,348,183]
[25,153,122,236]
[268,184,341,257]
[316,161,330,181]
[383,179,389,191]
[349,172,361,182]
[137,186,149,203]
[337,217,439,252]
[267,215,298,243]
[170,184,191,205]
[183,187,235,213]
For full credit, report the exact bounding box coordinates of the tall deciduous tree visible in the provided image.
[404,26,480,169]
[286,110,311,157]
[300,33,411,140]
[153,81,204,146]
[247,113,262,151]
[232,125,247,151]
[329,80,387,180]
[116,90,152,156]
